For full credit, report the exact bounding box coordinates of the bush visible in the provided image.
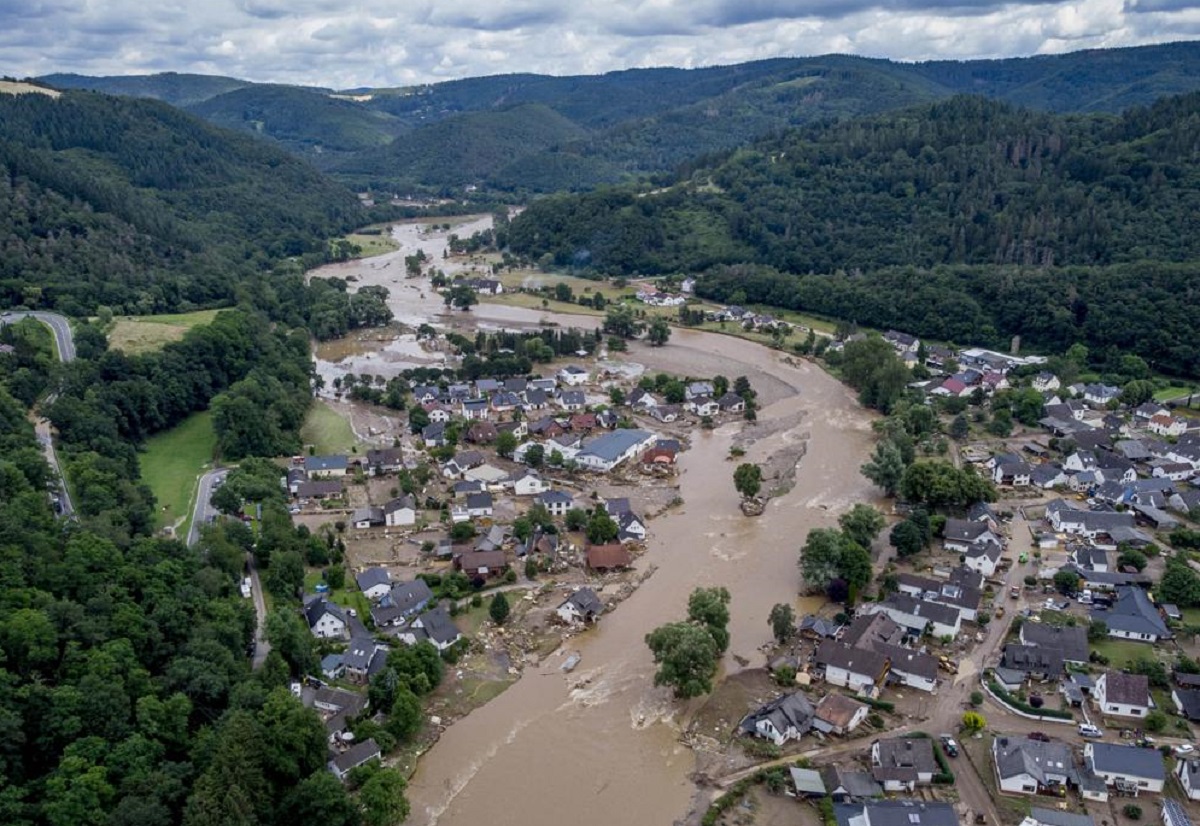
[470,594,482,608]
[857,696,895,713]
[987,680,1074,719]
[1123,804,1142,820]
[741,738,782,759]
[773,665,797,687]
[970,691,984,707]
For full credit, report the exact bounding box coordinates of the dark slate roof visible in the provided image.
[466,492,493,510]
[416,605,460,646]
[1163,799,1195,826]
[842,613,904,649]
[993,736,1077,785]
[873,737,939,775]
[355,567,390,592]
[874,644,938,682]
[329,738,380,774]
[821,767,882,800]
[875,594,959,628]
[560,587,604,618]
[816,641,888,679]
[1002,644,1065,678]
[739,692,815,737]
[1028,807,1095,826]
[1176,689,1200,721]
[370,579,434,626]
[798,615,843,639]
[1101,671,1149,706]
[1092,586,1171,639]
[834,801,956,826]
[305,597,345,628]
[1019,623,1089,663]
[1087,742,1164,781]
[943,518,989,542]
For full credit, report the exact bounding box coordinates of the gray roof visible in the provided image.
[789,767,826,795]
[371,579,433,626]
[821,767,882,800]
[1092,586,1171,639]
[305,454,348,472]
[1087,742,1164,781]
[536,490,574,506]
[1164,799,1195,826]
[993,736,1077,785]
[834,801,957,826]
[842,613,905,649]
[1100,671,1149,706]
[304,597,345,629]
[329,738,381,774]
[560,587,604,618]
[1002,644,1064,679]
[1176,689,1200,721]
[874,644,938,681]
[817,641,888,678]
[1178,759,1200,791]
[355,567,390,592]
[1028,808,1094,826]
[874,594,959,628]
[579,429,654,463]
[873,737,938,774]
[943,518,989,542]
[799,615,843,638]
[465,492,493,510]
[416,605,460,646]
[1019,623,1089,663]
[740,692,815,738]
[342,638,377,672]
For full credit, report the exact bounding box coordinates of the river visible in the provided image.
[307,221,880,825]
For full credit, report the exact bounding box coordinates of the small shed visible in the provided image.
[789,767,827,798]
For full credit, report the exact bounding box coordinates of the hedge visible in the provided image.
[856,696,896,713]
[987,680,1074,720]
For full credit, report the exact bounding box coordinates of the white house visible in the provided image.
[963,541,1004,578]
[1149,414,1187,437]
[942,518,1002,553]
[355,568,391,601]
[874,644,938,693]
[305,598,347,639]
[1032,372,1061,393]
[862,594,962,640]
[812,693,870,736]
[535,489,574,517]
[1093,671,1151,718]
[739,693,815,746]
[511,469,549,496]
[557,365,589,386]
[556,587,605,624]
[816,642,888,694]
[575,429,656,472]
[384,495,418,527]
[1176,759,1200,802]
[992,736,1075,796]
[871,737,937,792]
[1085,742,1165,796]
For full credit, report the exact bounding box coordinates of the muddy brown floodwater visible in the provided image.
[309,219,881,825]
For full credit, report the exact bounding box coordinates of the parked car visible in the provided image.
[939,735,959,757]
[1079,723,1103,738]
[1175,744,1195,756]
[1027,732,1050,742]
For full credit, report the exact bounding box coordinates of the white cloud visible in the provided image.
[0,0,1197,86]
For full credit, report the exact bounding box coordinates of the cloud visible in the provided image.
[0,0,1197,87]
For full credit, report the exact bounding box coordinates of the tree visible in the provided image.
[647,318,671,346]
[949,414,969,440]
[889,519,925,558]
[1088,619,1108,641]
[960,711,986,733]
[495,430,518,458]
[358,767,410,826]
[645,622,719,699]
[525,444,545,468]
[1053,570,1080,595]
[450,521,476,542]
[969,691,983,707]
[1159,557,1200,607]
[839,504,885,549]
[1144,709,1167,733]
[444,283,477,311]
[687,587,731,654]
[733,463,763,500]
[899,461,996,509]
[489,592,510,625]
[861,440,906,497]
[1117,548,1147,572]
[768,603,795,644]
[585,509,619,545]
[798,529,872,596]
[564,508,588,532]
[602,305,643,339]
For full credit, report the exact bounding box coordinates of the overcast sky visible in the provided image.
[4,0,1199,88]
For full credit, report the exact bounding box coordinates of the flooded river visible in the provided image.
[307,222,880,825]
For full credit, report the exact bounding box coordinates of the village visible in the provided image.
[232,218,1200,826]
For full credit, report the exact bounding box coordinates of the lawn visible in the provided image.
[304,570,371,620]
[341,225,399,259]
[108,309,221,355]
[140,410,216,531]
[301,401,358,455]
[1091,636,1164,667]
[482,291,605,317]
[496,270,633,301]
[1155,386,1195,403]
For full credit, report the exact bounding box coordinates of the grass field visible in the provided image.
[1156,386,1196,403]
[1091,636,1163,667]
[342,226,400,259]
[304,570,371,619]
[141,410,216,531]
[301,401,358,455]
[108,310,221,355]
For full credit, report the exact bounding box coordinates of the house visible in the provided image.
[816,641,889,694]
[422,421,448,447]
[285,467,308,495]
[870,737,938,791]
[822,767,882,803]
[813,693,870,735]
[328,738,381,781]
[460,398,490,421]
[575,429,657,472]
[1019,624,1088,665]
[641,445,678,467]
[296,479,344,500]
[1091,586,1171,642]
[355,567,391,601]
[841,613,905,650]
[1084,742,1164,795]
[1020,808,1094,826]
[454,550,507,579]
[861,594,961,640]
[738,692,815,746]
[883,330,920,353]
[464,463,510,487]
[963,541,1004,578]
[874,644,938,692]
[685,396,720,417]
[520,528,559,560]
[1001,644,1065,681]
[1073,546,1109,572]
[398,605,461,651]
[615,510,647,543]
[342,638,387,684]
[557,365,589,386]
[992,735,1076,795]
[1093,671,1151,718]
[586,544,631,572]
[1032,372,1061,393]
[305,597,347,639]
[1148,414,1187,437]
[473,524,507,553]
[305,454,348,477]
[556,588,605,624]
[833,801,956,826]
[716,392,745,413]
[685,381,714,400]
[535,489,574,517]
[994,460,1033,487]
[1153,461,1195,482]
[465,421,497,444]
[495,419,528,441]
[1176,759,1200,801]
[442,450,485,478]
[370,579,434,627]
[647,404,681,423]
[1173,689,1200,722]
[465,492,493,518]
[1030,464,1068,489]
[568,412,598,432]
[364,447,404,476]
[453,480,485,498]
[797,615,844,640]
[384,495,418,527]
[1083,384,1121,407]
[511,470,548,496]
[320,653,345,681]
[943,518,1001,553]
[557,390,586,411]
[1163,799,1195,826]
[1045,500,1148,549]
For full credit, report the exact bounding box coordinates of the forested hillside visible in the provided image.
[0,90,361,315]
[509,93,1200,376]
[40,42,1200,194]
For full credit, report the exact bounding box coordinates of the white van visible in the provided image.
[1078,589,1093,605]
[1079,723,1103,738]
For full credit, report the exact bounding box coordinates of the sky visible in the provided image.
[3,0,1200,88]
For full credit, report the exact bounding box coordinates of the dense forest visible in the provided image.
[40,42,1200,194]
[508,93,1200,376]
[0,90,363,315]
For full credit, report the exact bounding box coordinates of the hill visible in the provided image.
[507,93,1200,376]
[0,90,361,315]
[38,71,253,106]
[39,43,1200,194]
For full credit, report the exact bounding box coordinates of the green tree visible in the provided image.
[687,587,731,654]
[861,440,906,497]
[489,592,511,625]
[495,430,518,458]
[358,767,410,826]
[1144,709,1167,733]
[890,519,925,558]
[839,504,885,549]
[949,414,969,440]
[525,444,545,468]
[768,603,795,644]
[647,318,671,346]
[645,622,720,699]
[733,462,763,499]
[585,509,619,545]
[564,508,588,532]
[1088,619,1108,641]
[602,305,643,339]
[1160,557,1200,607]
[961,711,986,733]
[1117,548,1147,572]
[1053,570,1080,595]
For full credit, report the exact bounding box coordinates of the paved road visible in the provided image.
[186,468,227,548]
[248,553,271,669]
[1,310,76,516]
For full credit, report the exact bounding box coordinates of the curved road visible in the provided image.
[1,310,76,516]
